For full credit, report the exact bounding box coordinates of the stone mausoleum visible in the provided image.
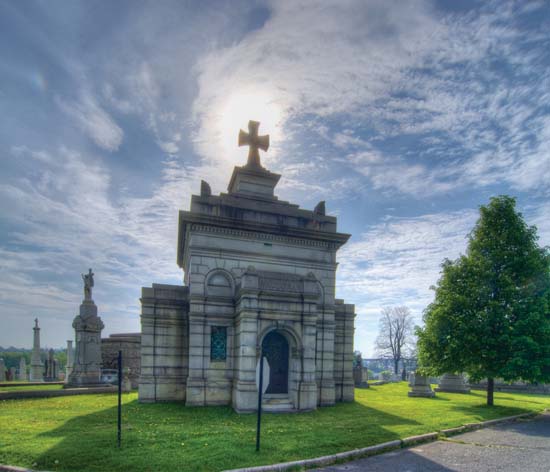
[139,121,356,412]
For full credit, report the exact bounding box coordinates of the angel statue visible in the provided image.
[81,268,94,301]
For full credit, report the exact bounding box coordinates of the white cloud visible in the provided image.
[0,145,200,346]
[190,0,550,199]
[57,92,123,152]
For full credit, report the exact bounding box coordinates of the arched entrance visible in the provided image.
[262,331,289,394]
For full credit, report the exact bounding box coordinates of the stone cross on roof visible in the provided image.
[238,120,269,168]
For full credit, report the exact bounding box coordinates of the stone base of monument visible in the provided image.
[66,298,105,388]
[435,373,471,393]
[408,373,436,398]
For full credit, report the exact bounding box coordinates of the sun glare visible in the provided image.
[217,89,284,164]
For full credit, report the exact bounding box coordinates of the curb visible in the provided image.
[223,440,402,472]
[0,387,117,401]
[223,412,538,472]
[440,412,535,437]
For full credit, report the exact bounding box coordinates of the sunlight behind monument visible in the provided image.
[218,89,283,164]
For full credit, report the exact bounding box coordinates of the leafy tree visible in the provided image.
[417,196,550,405]
[375,306,415,375]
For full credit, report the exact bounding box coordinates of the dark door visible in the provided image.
[262,331,289,394]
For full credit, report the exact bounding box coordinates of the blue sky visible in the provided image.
[1,0,549,356]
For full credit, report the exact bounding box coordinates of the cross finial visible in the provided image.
[238,120,270,168]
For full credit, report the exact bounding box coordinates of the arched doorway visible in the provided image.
[262,331,289,394]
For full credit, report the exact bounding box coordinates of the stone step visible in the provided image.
[262,396,294,412]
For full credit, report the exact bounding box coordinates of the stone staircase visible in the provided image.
[262,394,294,412]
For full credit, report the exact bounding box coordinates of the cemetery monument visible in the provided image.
[43,348,58,381]
[66,269,105,386]
[435,373,471,393]
[0,358,6,382]
[29,318,43,381]
[408,372,436,397]
[139,120,356,412]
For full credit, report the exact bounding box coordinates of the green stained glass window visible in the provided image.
[210,326,227,361]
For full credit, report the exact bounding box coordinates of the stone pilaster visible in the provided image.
[334,301,355,402]
[139,284,188,402]
[65,340,73,382]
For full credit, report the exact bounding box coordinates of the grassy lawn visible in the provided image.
[0,383,548,472]
[0,384,64,392]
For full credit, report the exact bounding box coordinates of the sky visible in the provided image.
[0,0,549,356]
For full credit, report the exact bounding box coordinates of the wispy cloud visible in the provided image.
[56,92,123,152]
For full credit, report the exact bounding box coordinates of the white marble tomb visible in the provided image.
[139,121,356,412]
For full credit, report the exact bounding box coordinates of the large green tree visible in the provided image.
[417,196,550,405]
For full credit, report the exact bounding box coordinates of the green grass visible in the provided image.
[0,383,548,472]
[0,384,64,392]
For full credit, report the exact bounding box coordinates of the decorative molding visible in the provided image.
[189,223,339,249]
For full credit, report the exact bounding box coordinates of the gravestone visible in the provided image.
[67,269,105,387]
[435,373,470,393]
[390,373,401,382]
[9,367,17,381]
[44,348,58,381]
[0,358,6,381]
[18,357,27,381]
[353,352,362,387]
[122,368,132,393]
[30,318,44,382]
[408,372,436,397]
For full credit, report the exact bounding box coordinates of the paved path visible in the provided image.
[314,412,550,471]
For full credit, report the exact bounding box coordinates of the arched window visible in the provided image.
[206,272,233,297]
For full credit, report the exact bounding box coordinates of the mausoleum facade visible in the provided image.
[139,121,356,412]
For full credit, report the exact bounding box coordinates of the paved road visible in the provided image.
[314,412,550,471]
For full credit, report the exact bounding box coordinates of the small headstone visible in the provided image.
[9,367,17,381]
[122,368,132,393]
[0,359,6,382]
[361,367,369,387]
[18,357,28,381]
[435,373,471,393]
[408,372,436,398]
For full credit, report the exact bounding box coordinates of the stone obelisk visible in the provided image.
[66,269,105,387]
[65,340,74,382]
[0,358,6,382]
[30,318,44,382]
